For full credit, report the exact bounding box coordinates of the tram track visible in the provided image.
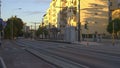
[15,40,89,68]
[15,39,120,68]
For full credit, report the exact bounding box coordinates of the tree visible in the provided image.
[107,18,120,38]
[4,16,24,39]
[0,23,3,31]
[35,26,43,37]
[35,25,49,39]
[112,9,120,19]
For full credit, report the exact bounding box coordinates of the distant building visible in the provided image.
[23,25,30,33]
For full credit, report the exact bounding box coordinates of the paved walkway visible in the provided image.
[37,38,120,46]
[74,41,103,46]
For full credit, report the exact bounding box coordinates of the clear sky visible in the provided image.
[1,0,51,25]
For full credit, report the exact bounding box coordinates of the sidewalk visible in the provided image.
[37,38,120,46]
[74,41,103,46]
[37,38,103,46]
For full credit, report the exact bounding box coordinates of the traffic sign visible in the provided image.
[0,18,6,31]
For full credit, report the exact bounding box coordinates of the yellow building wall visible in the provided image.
[44,0,118,35]
[110,0,118,11]
[79,0,109,34]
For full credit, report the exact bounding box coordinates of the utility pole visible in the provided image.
[34,23,36,39]
[34,23,37,31]
[108,0,112,23]
[30,25,33,39]
[35,22,39,30]
[112,22,115,45]
[108,0,115,45]
[0,0,2,44]
[0,0,1,18]
[34,22,39,39]
[78,0,81,42]
[11,20,13,40]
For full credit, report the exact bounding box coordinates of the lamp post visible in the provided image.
[11,8,22,40]
[78,0,81,42]
[108,0,112,23]
[34,22,39,39]
[112,22,115,45]
[0,0,1,18]
[0,0,2,45]
[108,0,115,45]
[30,22,40,39]
[11,19,13,39]
[30,25,33,39]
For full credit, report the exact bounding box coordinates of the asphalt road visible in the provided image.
[0,40,57,68]
[15,39,120,68]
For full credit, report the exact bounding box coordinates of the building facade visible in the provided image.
[44,0,118,36]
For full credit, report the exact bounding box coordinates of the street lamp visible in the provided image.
[77,0,81,42]
[11,8,22,40]
[0,0,2,44]
[34,22,40,39]
[108,0,115,45]
[0,0,1,18]
[11,19,13,39]
[108,0,112,23]
[30,22,40,39]
[112,22,115,45]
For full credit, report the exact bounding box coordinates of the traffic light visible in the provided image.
[84,23,88,29]
[0,18,6,31]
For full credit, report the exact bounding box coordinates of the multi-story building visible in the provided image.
[43,0,59,28]
[44,0,118,36]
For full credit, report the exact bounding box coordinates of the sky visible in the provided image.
[1,0,51,25]
[2,0,120,26]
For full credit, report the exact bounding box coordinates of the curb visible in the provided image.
[0,57,7,68]
[37,39,103,46]
[37,39,72,44]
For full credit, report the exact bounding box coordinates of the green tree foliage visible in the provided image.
[35,26,48,38]
[107,18,120,34]
[4,16,24,39]
[36,26,43,37]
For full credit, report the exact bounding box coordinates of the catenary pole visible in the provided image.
[0,0,2,45]
[78,0,81,42]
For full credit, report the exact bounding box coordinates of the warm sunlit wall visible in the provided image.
[45,0,61,28]
[44,0,118,35]
[79,0,109,34]
[110,0,118,11]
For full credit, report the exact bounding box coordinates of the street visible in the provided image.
[0,40,57,68]
[0,0,120,68]
[12,38,120,68]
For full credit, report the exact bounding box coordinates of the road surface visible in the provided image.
[0,40,57,68]
[14,39,120,68]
